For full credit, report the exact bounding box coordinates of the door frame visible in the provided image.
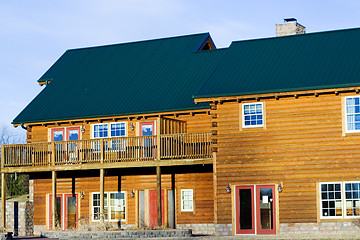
[48,193,79,230]
[233,184,278,235]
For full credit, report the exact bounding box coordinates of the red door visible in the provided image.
[48,194,78,230]
[256,185,276,234]
[149,190,164,228]
[235,185,255,234]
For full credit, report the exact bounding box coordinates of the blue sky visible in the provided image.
[1,0,360,140]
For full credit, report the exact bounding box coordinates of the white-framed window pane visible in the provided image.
[243,103,263,127]
[93,123,108,138]
[320,183,342,217]
[109,192,126,221]
[181,189,193,212]
[345,96,360,132]
[92,193,108,221]
[110,122,126,137]
[345,183,360,216]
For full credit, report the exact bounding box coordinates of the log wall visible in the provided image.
[33,172,213,227]
[211,93,360,224]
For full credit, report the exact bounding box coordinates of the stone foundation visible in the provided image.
[177,223,232,236]
[280,222,359,233]
[0,201,33,236]
[41,229,192,239]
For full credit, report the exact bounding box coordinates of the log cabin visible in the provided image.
[3,19,360,235]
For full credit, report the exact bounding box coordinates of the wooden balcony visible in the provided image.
[1,132,212,173]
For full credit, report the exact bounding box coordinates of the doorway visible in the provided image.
[48,194,78,230]
[234,185,276,235]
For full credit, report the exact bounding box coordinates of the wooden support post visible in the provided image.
[156,165,162,227]
[100,168,104,224]
[1,173,6,230]
[51,171,57,230]
[156,117,162,227]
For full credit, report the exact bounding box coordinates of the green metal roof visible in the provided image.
[13,33,226,124]
[194,27,360,99]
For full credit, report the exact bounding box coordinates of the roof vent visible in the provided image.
[276,18,306,37]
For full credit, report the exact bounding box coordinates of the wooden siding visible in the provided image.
[33,172,213,227]
[26,114,211,143]
[211,93,360,224]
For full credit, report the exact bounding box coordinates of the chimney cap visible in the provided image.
[284,18,297,23]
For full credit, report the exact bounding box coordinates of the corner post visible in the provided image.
[51,171,57,230]
[1,172,6,230]
[100,168,104,224]
[156,117,162,226]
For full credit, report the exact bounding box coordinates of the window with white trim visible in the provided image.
[92,191,126,222]
[320,182,360,218]
[242,102,264,128]
[92,122,127,151]
[93,123,108,138]
[92,192,108,221]
[345,96,360,133]
[181,189,193,212]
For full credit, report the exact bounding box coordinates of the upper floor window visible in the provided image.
[345,96,360,133]
[242,102,264,128]
[92,122,126,139]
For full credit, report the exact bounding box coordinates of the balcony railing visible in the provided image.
[2,132,211,168]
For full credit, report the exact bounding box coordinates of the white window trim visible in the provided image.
[319,182,344,219]
[343,181,360,219]
[344,96,360,133]
[91,122,127,139]
[91,191,126,222]
[319,181,360,220]
[242,102,264,128]
[181,189,194,212]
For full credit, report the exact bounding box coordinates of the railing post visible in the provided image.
[100,139,104,163]
[1,145,4,169]
[1,172,6,230]
[51,142,56,166]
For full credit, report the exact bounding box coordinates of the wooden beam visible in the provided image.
[100,168,104,224]
[51,171,56,230]
[1,173,6,230]
[156,117,162,227]
[156,165,162,227]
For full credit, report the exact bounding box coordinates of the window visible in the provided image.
[92,192,108,221]
[242,102,264,128]
[320,181,360,219]
[345,96,360,132]
[345,183,360,217]
[109,192,126,221]
[110,123,126,137]
[181,189,193,212]
[92,192,126,222]
[93,123,108,138]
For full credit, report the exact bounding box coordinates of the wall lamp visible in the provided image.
[81,125,85,133]
[80,190,85,199]
[278,181,283,193]
[130,122,135,131]
[226,183,231,193]
[130,188,135,198]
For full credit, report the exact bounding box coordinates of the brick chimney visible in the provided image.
[276,18,306,37]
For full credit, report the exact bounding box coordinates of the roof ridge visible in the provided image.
[67,32,210,52]
[229,26,360,46]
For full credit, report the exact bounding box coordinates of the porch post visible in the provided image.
[51,171,57,230]
[156,117,162,226]
[100,168,104,224]
[156,165,162,227]
[1,172,6,230]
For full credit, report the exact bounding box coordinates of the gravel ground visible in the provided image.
[13,232,360,240]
